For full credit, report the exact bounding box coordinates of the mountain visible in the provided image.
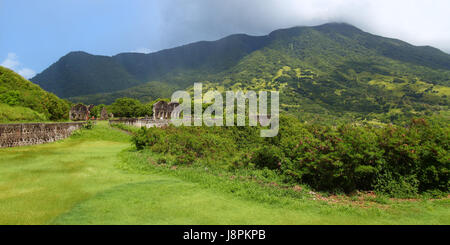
[31,51,141,98]
[32,34,269,98]
[31,23,450,123]
[0,66,70,122]
[68,81,179,105]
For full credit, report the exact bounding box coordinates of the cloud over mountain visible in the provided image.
[154,0,450,53]
[0,53,36,79]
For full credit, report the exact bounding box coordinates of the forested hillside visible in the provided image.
[32,23,450,123]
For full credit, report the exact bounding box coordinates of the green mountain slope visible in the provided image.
[31,23,450,123]
[0,66,70,122]
[31,51,141,98]
[68,81,179,105]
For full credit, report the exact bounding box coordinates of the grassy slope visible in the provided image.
[0,103,46,123]
[0,66,70,122]
[0,122,448,224]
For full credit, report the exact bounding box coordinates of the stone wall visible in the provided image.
[109,118,170,128]
[0,122,85,148]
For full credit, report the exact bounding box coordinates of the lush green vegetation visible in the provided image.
[69,81,179,105]
[88,104,106,118]
[32,23,450,124]
[1,22,448,225]
[0,66,70,122]
[130,114,449,197]
[1,122,448,225]
[0,103,47,122]
[109,97,153,118]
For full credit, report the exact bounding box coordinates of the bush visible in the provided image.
[374,171,419,198]
[0,91,22,106]
[130,114,449,196]
[82,120,95,130]
[377,118,449,192]
[253,145,284,170]
[131,127,160,150]
[280,124,384,192]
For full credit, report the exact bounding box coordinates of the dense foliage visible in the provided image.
[32,23,450,124]
[109,97,154,118]
[89,104,106,118]
[0,66,70,122]
[0,103,46,122]
[68,81,178,105]
[131,114,449,196]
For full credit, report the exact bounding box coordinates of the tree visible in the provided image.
[110,98,143,118]
[138,103,153,117]
[45,95,70,120]
[90,104,106,118]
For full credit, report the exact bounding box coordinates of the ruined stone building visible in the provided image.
[69,104,92,121]
[100,107,111,120]
[152,101,180,119]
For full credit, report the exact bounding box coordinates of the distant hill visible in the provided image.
[31,52,141,98]
[68,81,179,105]
[0,66,70,122]
[31,23,450,123]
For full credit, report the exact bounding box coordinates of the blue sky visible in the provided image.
[0,0,164,77]
[1,0,450,78]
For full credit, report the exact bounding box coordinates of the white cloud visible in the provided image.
[17,68,37,79]
[0,53,20,69]
[154,0,450,53]
[0,53,36,79]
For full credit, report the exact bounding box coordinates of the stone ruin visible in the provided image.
[109,118,169,128]
[152,101,180,120]
[70,104,113,121]
[100,107,113,120]
[70,104,93,121]
[109,100,180,129]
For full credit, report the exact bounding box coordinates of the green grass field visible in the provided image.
[0,122,448,225]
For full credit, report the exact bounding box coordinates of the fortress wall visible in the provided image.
[109,118,170,128]
[0,122,85,148]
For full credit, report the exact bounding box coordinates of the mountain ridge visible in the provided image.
[31,22,450,123]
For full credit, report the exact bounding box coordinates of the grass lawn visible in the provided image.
[0,122,449,225]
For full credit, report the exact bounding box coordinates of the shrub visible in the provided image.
[277,123,384,192]
[374,171,420,198]
[377,118,449,192]
[130,114,449,196]
[131,127,160,150]
[176,151,197,165]
[253,145,284,170]
[0,91,22,106]
[82,120,95,130]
